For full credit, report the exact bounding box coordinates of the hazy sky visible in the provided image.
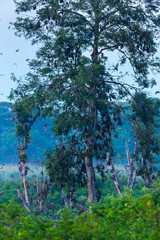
[0,0,160,102]
[0,0,37,102]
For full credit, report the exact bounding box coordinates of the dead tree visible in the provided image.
[16,189,31,212]
[17,134,30,206]
[107,151,122,195]
[34,171,50,213]
[124,137,136,190]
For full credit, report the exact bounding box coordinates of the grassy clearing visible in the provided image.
[0,163,127,181]
[0,163,45,181]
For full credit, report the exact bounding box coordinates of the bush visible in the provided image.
[0,191,160,239]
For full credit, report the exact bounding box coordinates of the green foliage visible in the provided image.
[12,97,40,145]
[130,93,160,186]
[45,142,86,190]
[0,200,54,240]
[142,177,160,205]
[18,153,28,162]
[0,180,22,205]
[0,189,160,239]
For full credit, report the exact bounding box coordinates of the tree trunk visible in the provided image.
[84,101,95,203]
[128,162,136,190]
[140,155,152,188]
[69,187,76,208]
[83,4,99,203]
[16,189,31,212]
[19,161,30,206]
[107,152,122,195]
[17,135,30,206]
[61,188,69,207]
[34,175,49,212]
[124,138,136,189]
[141,174,151,188]
[85,152,95,202]
[141,169,152,188]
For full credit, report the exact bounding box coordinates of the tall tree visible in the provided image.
[130,93,160,188]
[11,95,40,208]
[11,0,160,202]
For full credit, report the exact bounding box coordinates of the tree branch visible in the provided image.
[97,99,134,128]
[104,79,140,97]
[98,43,128,57]
[16,189,31,212]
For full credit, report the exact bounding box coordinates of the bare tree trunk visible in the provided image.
[17,133,30,206]
[69,187,76,208]
[107,152,122,195]
[61,188,69,207]
[34,173,49,212]
[34,177,43,211]
[19,161,30,205]
[124,138,136,190]
[16,189,31,212]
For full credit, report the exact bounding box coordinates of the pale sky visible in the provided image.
[0,0,160,102]
[0,0,37,102]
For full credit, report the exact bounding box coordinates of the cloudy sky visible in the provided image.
[0,0,160,102]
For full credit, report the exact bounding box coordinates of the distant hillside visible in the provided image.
[0,101,159,167]
[0,102,56,164]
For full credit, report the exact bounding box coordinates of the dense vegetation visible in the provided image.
[1,0,160,238]
[0,176,160,239]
